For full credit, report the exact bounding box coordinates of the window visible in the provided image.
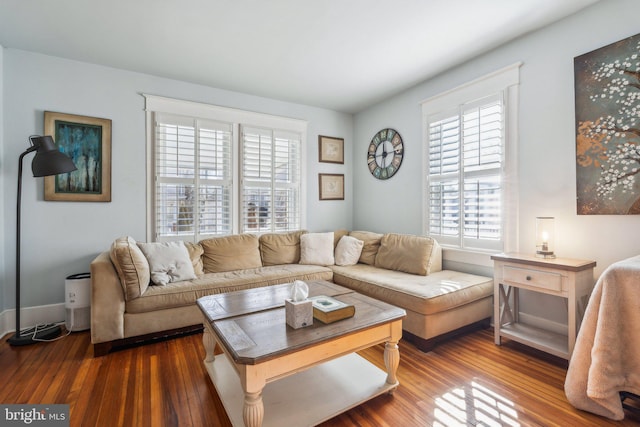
[422,63,520,253]
[153,115,232,241]
[241,126,301,233]
[144,95,306,242]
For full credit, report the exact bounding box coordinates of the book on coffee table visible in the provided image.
[309,295,355,324]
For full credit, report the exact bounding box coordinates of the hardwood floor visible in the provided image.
[0,327,637,426]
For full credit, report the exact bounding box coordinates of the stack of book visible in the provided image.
[309,295,355,324]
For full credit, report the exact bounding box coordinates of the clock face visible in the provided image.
[367,128,404,180]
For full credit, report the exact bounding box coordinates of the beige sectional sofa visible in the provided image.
[90,230,493,356]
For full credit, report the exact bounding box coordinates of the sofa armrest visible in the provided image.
[90,251,125,345]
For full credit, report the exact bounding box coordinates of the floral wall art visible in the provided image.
[575,32,640,214]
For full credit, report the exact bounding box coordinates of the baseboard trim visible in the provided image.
[0,303,66,340]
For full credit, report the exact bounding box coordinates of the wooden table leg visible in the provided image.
[242,366,265,427]
[243,391,264,427]
[384,340,400,387]
[202,324,216,363]
[384,321,402,392]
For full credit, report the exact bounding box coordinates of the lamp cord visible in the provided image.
[17,322,72,343]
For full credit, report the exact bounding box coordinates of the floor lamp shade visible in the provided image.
[30,135,77,176]
[8,135,77,346]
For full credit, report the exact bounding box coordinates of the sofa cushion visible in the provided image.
[184,242,204,275]
[300,232,335,266]
[259,230,306,266]
[137,241,197,286]
[333,229,349,248]
[109,236,150,300]
[200,234,262,273]
[375,233,436,275]
[125,264,333,314]
[335,235,364,266]
[349,231,383,265]
[331,264,493,316]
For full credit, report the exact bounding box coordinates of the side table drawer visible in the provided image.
[503,266,562,291]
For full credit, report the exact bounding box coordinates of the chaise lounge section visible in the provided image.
[90,230,493,356]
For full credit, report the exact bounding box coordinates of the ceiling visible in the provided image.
[0,0,599,113]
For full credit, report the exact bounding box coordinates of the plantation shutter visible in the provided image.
[427,94,503,250]
[241,126,301,233]
[154,113,232,241]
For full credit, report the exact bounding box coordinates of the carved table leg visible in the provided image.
[242,365,266,427]
[384,340,400,388]
[243,391,264,427]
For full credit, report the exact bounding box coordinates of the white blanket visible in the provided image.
[565,255,640,420]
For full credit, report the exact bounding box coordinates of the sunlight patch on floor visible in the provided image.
[433,381,520,426]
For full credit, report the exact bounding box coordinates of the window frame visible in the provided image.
[421,63,521,263]
[144,94,307,242]
[152,115,234,241]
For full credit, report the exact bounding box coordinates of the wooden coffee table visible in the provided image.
[197,280,406,427]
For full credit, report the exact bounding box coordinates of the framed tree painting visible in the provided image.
[44,111,112,202]
[575,33,640,214]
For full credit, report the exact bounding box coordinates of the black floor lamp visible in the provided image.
[8,135,77,346]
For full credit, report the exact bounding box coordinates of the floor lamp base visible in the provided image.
[8,324,62,346]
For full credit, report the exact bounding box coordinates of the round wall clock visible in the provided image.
[367,128,404,180]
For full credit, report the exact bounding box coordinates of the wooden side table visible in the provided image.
[491,253,596,359]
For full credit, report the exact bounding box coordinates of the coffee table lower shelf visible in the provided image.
[205,352,396,427]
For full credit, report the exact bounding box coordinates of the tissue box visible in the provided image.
[285,299,313,329]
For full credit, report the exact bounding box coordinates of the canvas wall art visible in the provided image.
[575,33,640,214]
[44,111,112,202]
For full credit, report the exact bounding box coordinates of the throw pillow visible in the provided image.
[137,241,197,286]
[333,229,349,248]
[109,236,151,300]
[259,230,306,266]
[374,233,435,276]
[334,236,364,266]
[349,231,383,265]
[183,241,205,275]
[299,232,335,266]
[200,234,262,273]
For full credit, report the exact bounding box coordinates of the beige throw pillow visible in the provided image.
[137,241,197,286]
[299,232,335,266]
[200,234,262,273]
[334,236,364,266]
[333,229,349,248]
[374,233,435,276]
[259,230,306,266]
[109,236,150,300]
[183,242,204,276]
[349,231,383,265]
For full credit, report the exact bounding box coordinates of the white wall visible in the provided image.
[1,49,353,315]
[353,0,640,325]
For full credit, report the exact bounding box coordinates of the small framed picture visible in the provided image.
[318,135,344,164]
[319,174,344,201]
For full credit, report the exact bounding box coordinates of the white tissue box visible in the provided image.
[285,299,313,329]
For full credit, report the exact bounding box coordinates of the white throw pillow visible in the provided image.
[137,241,197,286]
[334,236,364,266]
[299,232,335,266]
